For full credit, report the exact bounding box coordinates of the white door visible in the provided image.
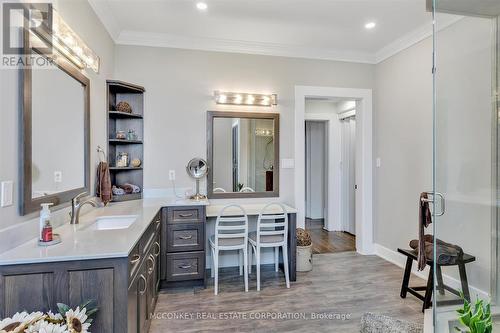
[341,117,356,234]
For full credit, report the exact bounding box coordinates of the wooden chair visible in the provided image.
[248,203,290,291]
[398,248,475,312]
[209,205,249,295]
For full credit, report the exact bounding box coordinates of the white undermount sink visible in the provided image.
[89,215,138,230]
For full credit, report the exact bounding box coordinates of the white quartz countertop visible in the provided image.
[0,197,208,266]
[206,203,297,217]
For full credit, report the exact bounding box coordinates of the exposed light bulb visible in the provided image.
[218,94,227,103]
[365,22,376,30]
[196,2,208,10]
[234,95,243,104]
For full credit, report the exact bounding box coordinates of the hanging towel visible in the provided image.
[96,162,112,205]
[417,192,433,271]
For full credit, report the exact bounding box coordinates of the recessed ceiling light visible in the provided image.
[196,2,208,10]
[365,22,376,30]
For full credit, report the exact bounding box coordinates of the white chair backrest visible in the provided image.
[239,187,255,193]
[256,203,288,245]
[213,187,227,193]
[215,205,248,248]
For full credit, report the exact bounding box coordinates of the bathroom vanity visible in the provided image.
[0,199,206,333]
[0,199,297,332]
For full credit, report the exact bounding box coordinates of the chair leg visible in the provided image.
[274,247,279,272]
[282,245,290,288]
[458,262,471,302]
[239,249,243,276]
[243,247,248,292]
[210,246,215,278]
[214,249,219,295]
[423,266,434,312]
[248,244,253,274]
[436,265,445,295]
[256,247,261,291]
[400,256,413,298]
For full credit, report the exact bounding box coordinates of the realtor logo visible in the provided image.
[2,2,52,59]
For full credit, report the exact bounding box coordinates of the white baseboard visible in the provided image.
[373,243,489,301]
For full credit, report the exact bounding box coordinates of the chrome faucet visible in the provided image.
[70,192,98,224]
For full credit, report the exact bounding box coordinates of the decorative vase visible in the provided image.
[296,244,313,272]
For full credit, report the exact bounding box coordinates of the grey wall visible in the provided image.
[0,0,115,252]
[114,46,375,206]
[374,16,495,293]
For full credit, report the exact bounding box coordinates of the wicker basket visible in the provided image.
[116,101,132,113]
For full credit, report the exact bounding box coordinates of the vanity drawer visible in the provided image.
[166,252,205,281]
[167,223,204,252]
[167,207,203,223]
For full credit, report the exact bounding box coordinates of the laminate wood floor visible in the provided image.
[306,219,356,254]
[150,252,424,333]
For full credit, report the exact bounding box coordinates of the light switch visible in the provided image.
[281,159,295,169]
[169,170,176,181]
[54,171,62,183]
[1,181,13,207]
[376,158,381,168]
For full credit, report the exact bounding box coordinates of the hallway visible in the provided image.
[305,218,356,254]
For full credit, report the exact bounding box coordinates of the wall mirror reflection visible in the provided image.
[21,43,90,215]
[207,111,279,198]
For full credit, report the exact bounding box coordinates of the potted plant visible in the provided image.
[296,228,313,271]
[455,294,492,333]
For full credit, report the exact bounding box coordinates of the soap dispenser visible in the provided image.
[39,203,53,241]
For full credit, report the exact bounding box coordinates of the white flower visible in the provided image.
[46,312,63,322]
[25,320,68,333]
[0,311,43,333]
[65,308,89,333]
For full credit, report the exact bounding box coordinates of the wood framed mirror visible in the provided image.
[207,111,279,199]
[20,28,90,215]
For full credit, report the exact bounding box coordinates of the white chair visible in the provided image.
[248,203,290,291]
[239,187,255,192]
[213,187,227,193]
[209,204,249,295]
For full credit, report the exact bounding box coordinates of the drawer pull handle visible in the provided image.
[130,254,141,264]
[178,264,192,270]
[178,213,193,218]
[139,274,147,295]
[147,255,155,275]
[178,235,193,240]
[153,242,161,256]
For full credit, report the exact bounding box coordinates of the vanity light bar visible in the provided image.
[255,128,274,137]
[214,91,277,107]
[51,10,100,73]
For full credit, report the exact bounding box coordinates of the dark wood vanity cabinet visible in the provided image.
[128,212,161,333]
[161,206,206,287]
[0,211,162,333]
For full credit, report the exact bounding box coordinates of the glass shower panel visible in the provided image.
[433,0,499,331]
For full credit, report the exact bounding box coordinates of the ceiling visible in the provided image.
[88,0,462,64]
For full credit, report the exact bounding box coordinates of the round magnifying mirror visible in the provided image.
[186,158,208,200]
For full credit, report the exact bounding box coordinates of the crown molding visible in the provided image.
[87,0,121,40]
[88,0,464,65]
[116,30,377,64]
[375,14,463,63]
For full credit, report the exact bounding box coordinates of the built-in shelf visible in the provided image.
[107,80,145,203]
[108,111,143,119]
[112,192,142,202]
[109,139,143,144]
[109,166,143,171]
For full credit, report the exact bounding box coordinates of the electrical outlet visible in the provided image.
[169,170,176,181]
[54,171,62,183]
[1,181,13,207]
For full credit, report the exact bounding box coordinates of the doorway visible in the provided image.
[304,98,356,254]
